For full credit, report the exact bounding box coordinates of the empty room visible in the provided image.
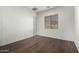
[0,6,79,53]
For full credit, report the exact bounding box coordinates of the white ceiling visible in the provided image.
[27,6,56,12]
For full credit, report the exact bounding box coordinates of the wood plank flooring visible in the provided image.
[0,35,78,53]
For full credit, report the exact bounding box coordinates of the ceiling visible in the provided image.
[27,6,56,12]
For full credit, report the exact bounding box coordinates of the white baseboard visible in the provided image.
[0,35,34,46]
[37,34,74,42]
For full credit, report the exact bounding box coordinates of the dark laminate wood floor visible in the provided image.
[0,35,78,53]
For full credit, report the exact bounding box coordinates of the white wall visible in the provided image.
[0,7,3,45]
[0,6,35,46]
[37,6,75,41]
[75,6,79,51]
[33,13,37,35]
